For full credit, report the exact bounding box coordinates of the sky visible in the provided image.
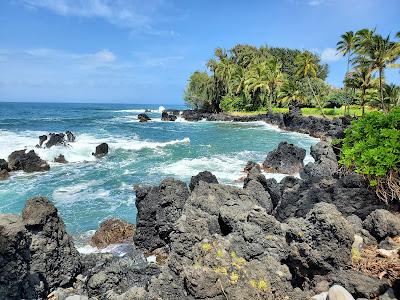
[0,0,399,104]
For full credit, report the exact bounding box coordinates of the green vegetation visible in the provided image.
[184,29,399,116]
[339,109,400,202]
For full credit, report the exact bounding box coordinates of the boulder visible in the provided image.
[54,154,68,163]
[92,143,109,158]
[8,150,50,172]
[363,209,400,241]
[0,214,31,300]
[0,158,9,171]
[301,141,338,181]
[90,218,135,249]
[189,171,219,191]
[161,111,177,121]
[262,141,306,174]
[65,131,75,142]
[38,135,47,147]
[0,169,9,180]
[134,179,189,251]
[285,203,355,285]
[138,113,151,122]
[38,131,76,148]
[243,161,260,173]
[22,197,82,295]
[328,285,355,300]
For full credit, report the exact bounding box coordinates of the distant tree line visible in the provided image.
[184,29,399,115]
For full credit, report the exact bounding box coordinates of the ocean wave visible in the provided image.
[0,129,190,163]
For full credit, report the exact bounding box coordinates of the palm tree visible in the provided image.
[354,33,399,111]
[228,65,246,96]
[278,80,306,106]
[337,31,356,115]
[295,51,326,116]
[337,31,356,76]
[244,62,271,110]
[383,83,400,110]
[350,67,374,115]
[265,58,285,110]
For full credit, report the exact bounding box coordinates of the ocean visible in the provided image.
[0,102,318,244]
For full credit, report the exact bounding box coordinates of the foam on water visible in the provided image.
[110,137,190,151]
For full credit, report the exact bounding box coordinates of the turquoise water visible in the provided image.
[0,102,317,237]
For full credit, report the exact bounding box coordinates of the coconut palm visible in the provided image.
[350,67,375,115]
[337,31,356,75]
[244,62,271,110]
[265,58,285,110]
[383,83,400,109]
[295,51,325,116]
[278,80,306,106]
[354,33,399,111]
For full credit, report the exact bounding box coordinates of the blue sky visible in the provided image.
[0,0,399,104]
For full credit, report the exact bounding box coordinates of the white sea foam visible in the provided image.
[77,243,134,256]
[0,129,191,164]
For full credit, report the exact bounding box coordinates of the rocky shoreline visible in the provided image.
[1,139,399,299]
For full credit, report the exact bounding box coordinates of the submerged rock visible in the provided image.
[90,218,135,249]
[8,149,50,172]
[0,158,9,171]
[92,143,109,158]
[54,154,68,163]
[161,111,177,121]
[0,169,9,180]
[138,113,151,122]
[262,141,306,174]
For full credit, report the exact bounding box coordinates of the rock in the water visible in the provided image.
[65,131,75,142]
[54,154,68,163]
[262,141,306,174]
[244,161,260,173]
[138,113,151,122]
[38,134,47,147]
[39,131,76,148]
[0,169,9,180]
[161,111,177,121]
[90,218,135,249]
[22,197,82,296]
[363,209,400,241]
[189,171,219,191]
[8,149,50,172]
[0,158,9,171]
[92,143,109,158]
[328,285,355,300]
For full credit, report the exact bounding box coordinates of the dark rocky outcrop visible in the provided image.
[300,141,338,181]
[363,209,400,241]
[0,169,9,180]
[180,109,350,139]
[134,179,189,252]
[8,149,50,172]
[54,154,68,163]
[92,143,109,158]
[90,218,135,249]
[138,113,151,122]
[189,170,219,191]
[243,160,260,173]
[38,131,76,148]
[262,141,306,174]
[161,111,177,121]
[0,158,9,171]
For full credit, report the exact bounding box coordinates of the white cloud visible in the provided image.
[320,47,341,62]
[93,49,116,63]
[20,0,165,31]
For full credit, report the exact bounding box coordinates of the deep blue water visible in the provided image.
[0,102,317,240]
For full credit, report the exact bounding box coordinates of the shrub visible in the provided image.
[339,108,400,202]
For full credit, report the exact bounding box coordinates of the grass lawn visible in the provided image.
[228,106,375,118]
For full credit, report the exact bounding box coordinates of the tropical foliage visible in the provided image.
[184,45,329,112]
[339,109,400,202]
[337,29,400,114]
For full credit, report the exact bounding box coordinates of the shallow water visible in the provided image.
[0,102,318,237]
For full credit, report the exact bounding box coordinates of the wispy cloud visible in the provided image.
[320,47,341,62]
[20,0,178,35]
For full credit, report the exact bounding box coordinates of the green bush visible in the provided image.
[339,108,400,202]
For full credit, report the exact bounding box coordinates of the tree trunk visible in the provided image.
[307,77,325,117]
[361,89,365,116]
[379,69,385,112]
